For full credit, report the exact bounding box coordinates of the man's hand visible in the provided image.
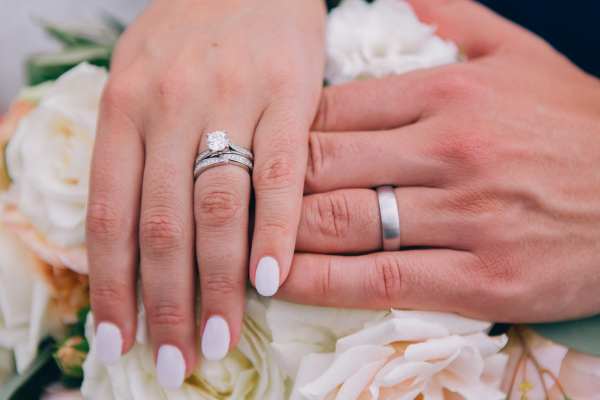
[279,0,600,322]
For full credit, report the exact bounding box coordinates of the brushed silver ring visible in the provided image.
[376,186,401,251]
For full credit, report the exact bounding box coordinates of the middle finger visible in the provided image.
[140,131,197,389]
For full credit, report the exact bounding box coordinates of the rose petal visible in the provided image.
[300,345,395,399]
[336,318,449,353]
[389,310,492,335]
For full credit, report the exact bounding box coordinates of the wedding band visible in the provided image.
[194,131,253,180]
[376,186,401,251]
[194,152,253,178]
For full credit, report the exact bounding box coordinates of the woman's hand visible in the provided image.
[86,0,325,388]
[280,0,600,322]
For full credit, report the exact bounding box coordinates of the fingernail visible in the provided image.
[201,316,230,361]
[255,256,280,297]
[156,345,186,390]
[95,322,123,365]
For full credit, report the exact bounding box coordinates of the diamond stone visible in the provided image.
[207,131,229,152]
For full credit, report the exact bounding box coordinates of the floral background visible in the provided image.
[1,1,599,399]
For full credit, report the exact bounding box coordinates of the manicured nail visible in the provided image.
[201,316,230,361]
[156,345,186,390]
[255,256,280,297]
[95,322,123,365]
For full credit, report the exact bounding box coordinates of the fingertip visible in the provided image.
[201,315,231,361]
[95,321,124,365]
[255,256,280,297]
[156,344,186,390]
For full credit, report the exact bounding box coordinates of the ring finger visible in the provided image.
[194,113,258,362]
[297,187,471,253]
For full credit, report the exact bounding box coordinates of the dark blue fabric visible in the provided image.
[327,0,600,77]
[479,0,600,77]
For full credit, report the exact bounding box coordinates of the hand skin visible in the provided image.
[86,0,325,384]
[279,0,600,323]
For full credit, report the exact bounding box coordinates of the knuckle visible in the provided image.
[90,281,128,309]
[268,71,294,95]
[312,193,351,240]
[474,254,523,303]
[317,257,336,299]
[444,189,504,219]
[202,272,241,297]
[255,217,292,237]
[101,75,141,116]
[147,301,187,326]
[428,128,494,171]
[140,209,185,256]
[368,255,404,307]
[254,152,297,191]
[196,188,243,228]
[86,203,123,240]
[429,66,489,105]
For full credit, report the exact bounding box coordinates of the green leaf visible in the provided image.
[26,46,112,85]
[529,314,600,356]
[0,340,61,400]
[41,22,100,48]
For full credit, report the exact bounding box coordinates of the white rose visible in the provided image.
[81,294,289,399]
[0,223,55,373]
[5,63,107,248]
[266,305,507,400]
[325,0,459,84]
[266,300,387,380]
[502,328,600,400]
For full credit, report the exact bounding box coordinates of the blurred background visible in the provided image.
[1,0,599,112]
[0,0,148,111]
[479,0,600,78]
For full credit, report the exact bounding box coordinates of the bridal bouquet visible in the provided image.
[1,1,598,399]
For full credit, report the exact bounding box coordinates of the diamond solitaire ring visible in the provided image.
[194,131,253,179]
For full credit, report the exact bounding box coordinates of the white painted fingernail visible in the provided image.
[201,316,230,361]
[95,322,123,365]
[156,345,186,390]
[255,256,280,297]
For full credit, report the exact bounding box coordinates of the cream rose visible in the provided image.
[325,0,459,84]
[266,306,508,400]
[502,328,600,400]
[81,294,290,399]
[0,224,56,373]
[4,63,107,248]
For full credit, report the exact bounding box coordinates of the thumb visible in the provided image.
[408,0,529,58]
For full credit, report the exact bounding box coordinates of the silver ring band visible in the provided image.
[194,152,253,179]
[376,186,401,251]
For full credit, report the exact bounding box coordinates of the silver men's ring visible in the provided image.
[194,131,253,180]
[376,186,401,251]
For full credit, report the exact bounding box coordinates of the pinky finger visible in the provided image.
[87,103,144,364]
[277,250,493,318]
